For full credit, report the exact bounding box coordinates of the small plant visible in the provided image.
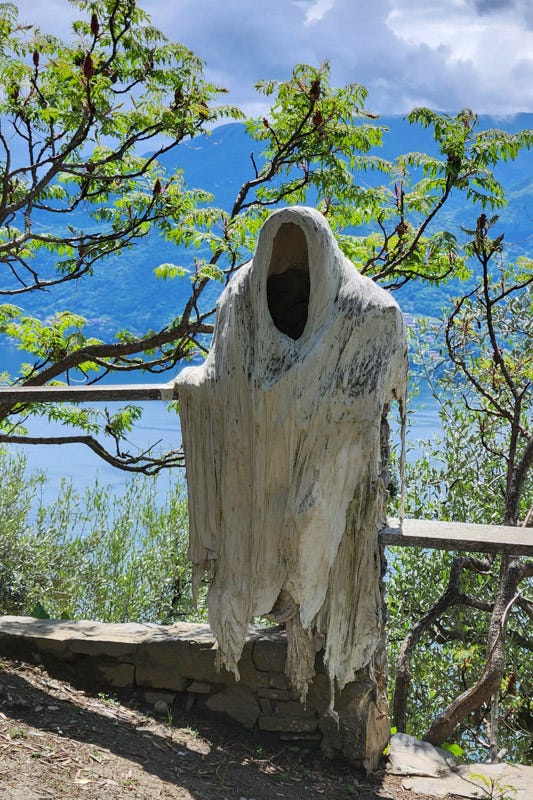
[216,759,229,787]
[97,692,119,708]
[382,725,398,756]
[468,772,517,800]
[9,727,27,740]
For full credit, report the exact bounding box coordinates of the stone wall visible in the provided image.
[0,616,389,772]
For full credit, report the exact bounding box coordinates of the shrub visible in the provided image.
[0,450,205,623]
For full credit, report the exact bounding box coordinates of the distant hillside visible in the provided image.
[8,115,533,337]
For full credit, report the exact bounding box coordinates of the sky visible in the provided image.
[12,0,533,118]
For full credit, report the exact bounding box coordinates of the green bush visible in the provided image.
[0,450,205,624]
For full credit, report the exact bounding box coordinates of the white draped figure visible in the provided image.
[176,206,408,699]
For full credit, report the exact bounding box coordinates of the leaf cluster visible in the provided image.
[0,0,241,295]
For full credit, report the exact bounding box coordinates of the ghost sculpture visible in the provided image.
[176,206,407,763]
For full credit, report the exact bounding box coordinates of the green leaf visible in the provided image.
[153,263,188,280]
[30,601,50,620]
[441,742,464,758]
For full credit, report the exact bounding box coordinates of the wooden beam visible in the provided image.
[0,384,178,403]
[380,517,533,556]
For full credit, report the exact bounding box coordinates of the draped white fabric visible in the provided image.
[176,206,408,697]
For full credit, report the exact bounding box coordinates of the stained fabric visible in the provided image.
[176,206,408,698]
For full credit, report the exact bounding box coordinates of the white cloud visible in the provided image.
[385,0,533,113]
[11,0,533,115]
[302,0,335,25]
[15,0,76,37]
[387,0,533,63]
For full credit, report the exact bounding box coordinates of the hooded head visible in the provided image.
[249,206,346,347]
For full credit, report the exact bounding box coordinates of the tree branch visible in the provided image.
[0,433,184,474]
[423,557,526,746]
[393,555,491,732]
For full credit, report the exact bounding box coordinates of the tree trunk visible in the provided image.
[423,556,523,746]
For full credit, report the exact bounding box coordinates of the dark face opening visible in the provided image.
[266,223,310,340]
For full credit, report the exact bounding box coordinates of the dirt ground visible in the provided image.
[0,657,462,800]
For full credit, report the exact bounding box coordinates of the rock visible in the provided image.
[143,690,176,708]
[252,635,287,673]
[387,732,458,777]
[305,673,331,715]
[135,664,187,691]
[153,699,170,716]
[95,662,135,688]
[140,637,218,681]
[258,714,319,733]
[319,679,389,772]
[280,732,322,751]
[274,700,316,718]
[187,681,212,694]
[387,734,533,799]
[257,687,292,701]
[403,761,533,799]
[266,672,290,690]
[206,685,260,729]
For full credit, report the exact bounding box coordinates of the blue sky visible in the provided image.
[13,0,533,116]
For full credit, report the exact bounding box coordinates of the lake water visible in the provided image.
[9,400,181,497]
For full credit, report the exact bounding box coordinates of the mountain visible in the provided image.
[5,116,533,339]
